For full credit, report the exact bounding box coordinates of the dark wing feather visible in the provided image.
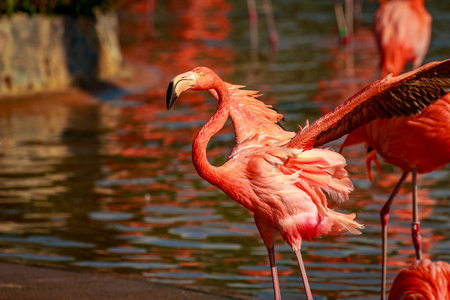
[287,59,450,149]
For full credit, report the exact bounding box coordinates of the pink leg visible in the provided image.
[345,0,353,38]
[262,0,279,48]
[380,171,409,300]
[254,216,280,300]
[411,169,422,260]
[294,250,313,300]
[267,247,281,300]
[247,0,259,69]
[333,0,349,43]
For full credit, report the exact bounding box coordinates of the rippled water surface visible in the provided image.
[0,1,449,299]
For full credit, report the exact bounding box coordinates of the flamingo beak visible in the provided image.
[166,71,198,110]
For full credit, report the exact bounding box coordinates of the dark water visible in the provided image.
[0,1,449,299]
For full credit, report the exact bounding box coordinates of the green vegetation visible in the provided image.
[0,0,117,17]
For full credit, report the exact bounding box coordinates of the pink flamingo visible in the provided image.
[340,93,450,298]
[166,60,450,299]
[340,1,440,298]
[389,259,450,300]
[374,0,432,78]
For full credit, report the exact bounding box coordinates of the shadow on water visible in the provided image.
[0,1,448,300]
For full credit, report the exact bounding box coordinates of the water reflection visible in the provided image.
[0,0,448,299]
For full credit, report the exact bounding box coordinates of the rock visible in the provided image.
[0,11,123,96]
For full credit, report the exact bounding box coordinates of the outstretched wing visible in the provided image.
[287,59,450,149]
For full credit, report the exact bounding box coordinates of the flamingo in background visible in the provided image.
[341,93,450,299]
[389,259,450,300]
[374,0,432,78]
[166,60,450,299]
[340,1,443,298]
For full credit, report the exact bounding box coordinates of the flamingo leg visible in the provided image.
[411,169,422,260]
[247,0,259,69]
[354,0,363,22]
[345,0,353,38]
[267,247,281,300]
[380,171,409,300]
[333,0,349,43]
[294,250,313,300]
[262,0,279,48]
[254,216,281,300]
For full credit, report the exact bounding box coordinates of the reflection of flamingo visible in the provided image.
[388,259,450,300]
[341,93,450,299]
[374,0,432,78]
[166,61,450,299]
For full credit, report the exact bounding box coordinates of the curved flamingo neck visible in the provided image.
[192,78,230,187]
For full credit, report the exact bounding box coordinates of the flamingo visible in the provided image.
[339,1,440,298]
[166,59,450,299]
[374,0,432,78]
[388,259,450,300]
[340,93,450,298]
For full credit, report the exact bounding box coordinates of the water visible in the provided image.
[0,1,449,299]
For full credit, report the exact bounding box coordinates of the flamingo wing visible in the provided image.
[287,59,450,149]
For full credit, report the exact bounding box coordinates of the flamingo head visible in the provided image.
[166,67,216,110]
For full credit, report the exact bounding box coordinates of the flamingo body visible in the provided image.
[341,95,450,299]
[342,8,448,293]
[389,259,450,300]
[347,94,450,174]
[220,142,358,250]
[192,74,362,254]
[375,0,432,78]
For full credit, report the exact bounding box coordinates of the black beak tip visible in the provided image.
[166,81,175,110]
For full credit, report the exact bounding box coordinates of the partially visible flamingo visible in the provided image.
[340,1,441,298]
[389,259,450,300]
[374,0,432,78]
[166,60,450,299]
[340,93,450,299]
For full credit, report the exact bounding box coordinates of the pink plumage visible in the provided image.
[374,0,432,78]
[340,2,447,297]
[166,61,450,299]
[342,93,450,174]
[389,259,450,300]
